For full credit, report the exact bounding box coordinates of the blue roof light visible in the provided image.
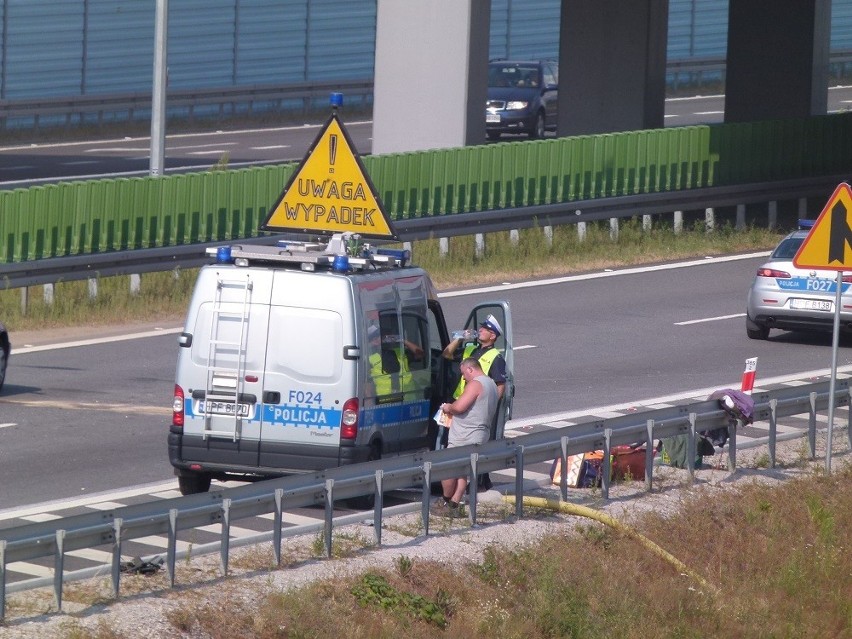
[330,92,343,108]
[798,219,815,230]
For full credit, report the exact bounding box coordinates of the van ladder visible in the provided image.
[202,274,252,441]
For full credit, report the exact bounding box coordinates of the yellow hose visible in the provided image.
[504,495,716,593]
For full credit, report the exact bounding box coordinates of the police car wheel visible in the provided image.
[178,472,212,496]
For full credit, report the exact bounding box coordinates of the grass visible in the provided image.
[0,219,783,333]
[60,463,844,639]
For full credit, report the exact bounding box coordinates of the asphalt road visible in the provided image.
[3,87,850,187]
[3,252,851,510]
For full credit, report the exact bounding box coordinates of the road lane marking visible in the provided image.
[0,397,170,415]
[675,313,745,325]
[14,326,183,354]
[0,422,16,428]
[438,252,771,298]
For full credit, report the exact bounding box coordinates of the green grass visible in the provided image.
[0,219,782,333]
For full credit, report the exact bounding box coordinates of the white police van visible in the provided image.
[168,101,512,495]
[167,234,513,495]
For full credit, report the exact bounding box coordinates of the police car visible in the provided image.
[746,220,852,339]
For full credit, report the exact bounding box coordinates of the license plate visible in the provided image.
[486,113,500,123]
[197,400,253,418]
[790,298,833,311]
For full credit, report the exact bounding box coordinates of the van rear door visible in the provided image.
[462,301,514,439]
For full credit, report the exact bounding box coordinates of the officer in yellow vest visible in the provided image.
[443,314,507,402]
[367,325,411,398]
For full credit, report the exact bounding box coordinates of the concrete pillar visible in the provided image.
[372,1,491,154]
[726,0,830,122]
[674,210,683,234]
[557,0,668,136]
[543,225,553,248]
[474,233,485,258]
[439,237,449,258]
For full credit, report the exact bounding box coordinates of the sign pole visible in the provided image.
[826,271,842,472]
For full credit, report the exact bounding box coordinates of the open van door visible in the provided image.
[462,301,514,440]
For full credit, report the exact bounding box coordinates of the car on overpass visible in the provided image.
[746,221,852,339]
[485,59,558,140]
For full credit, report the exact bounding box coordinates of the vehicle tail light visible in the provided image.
[172,385,185,428]
[756,268,791,278]
[843,275,852,284]
[340,398,359,440]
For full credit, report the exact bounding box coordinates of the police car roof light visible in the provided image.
[798,219,815,230]
[376,248,410,266]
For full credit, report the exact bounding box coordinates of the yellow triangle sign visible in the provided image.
[793,182,852,271]
[261,113,396,239]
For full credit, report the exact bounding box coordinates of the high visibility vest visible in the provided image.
[452,345,500,399]
[369,348,411,396]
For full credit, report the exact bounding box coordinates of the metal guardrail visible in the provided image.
[0,173,845,290]
[0,79,374,128]
[1,378,850,619]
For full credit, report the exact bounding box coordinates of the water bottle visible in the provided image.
[451,329,477,341]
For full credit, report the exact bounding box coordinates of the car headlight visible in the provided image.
[506,101,529,110]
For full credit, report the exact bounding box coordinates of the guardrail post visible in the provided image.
[577,217,586,242]
[54,529,65,611]
[514,445,525,519]
[88,277,98,300]
[809,392,817,458]
[510,229,519,246]
[44,283,54,306]
[609,218,618,241]
[373,470,384,546]
[602,428,612,500]
[474,233,485,259]
[468,453,479,526]
[130,274,141,295]
[273,488,284,566]
[111,518,123,599]
[543,225,553,248]
[687,414,697,480]
[1,539,6,622]
[768,201,777,230]
[847,389,852,449]
[439,237,449,258]
[642,214,652,231]
[220,498,231,577]
[324,479,334,558]
[422,462,432,536]
[735,203,746,230]
[20,287,28,315]
[705,208,715,233]
[167,508,178,587]
[559,435,570,501]
[645,420,655,492]
[674,210,683,234]
[768,399,778,468]
[727,417,738,474]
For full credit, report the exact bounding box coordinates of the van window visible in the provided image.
[400,313,428,371]
[268,307,343,380]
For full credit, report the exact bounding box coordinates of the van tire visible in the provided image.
[178,472,212,496]
[347,443,381,510]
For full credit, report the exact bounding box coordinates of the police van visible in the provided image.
[168,102,512,495]
[167,234,513,495]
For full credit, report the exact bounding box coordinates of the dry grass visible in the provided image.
[143,464,852,639]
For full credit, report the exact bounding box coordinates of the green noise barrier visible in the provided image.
[2,113,851,263]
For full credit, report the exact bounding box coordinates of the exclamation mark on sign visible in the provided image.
[329,134,337,174]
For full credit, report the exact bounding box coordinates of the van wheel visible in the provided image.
[178,472,212,495]
[347,444,381,510]
[529,111,545,139]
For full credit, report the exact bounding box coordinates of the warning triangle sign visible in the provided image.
[793,182,852,271]
[261,113,396,239]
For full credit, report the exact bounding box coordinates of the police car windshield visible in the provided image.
[770,237,804,260]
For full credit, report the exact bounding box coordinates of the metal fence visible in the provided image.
[1,377,850,619]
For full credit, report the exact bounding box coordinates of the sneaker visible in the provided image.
[429,498,449,518]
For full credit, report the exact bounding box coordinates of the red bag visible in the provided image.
[611,445,647,481]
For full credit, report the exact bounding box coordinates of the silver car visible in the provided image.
[746,222,852,339]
